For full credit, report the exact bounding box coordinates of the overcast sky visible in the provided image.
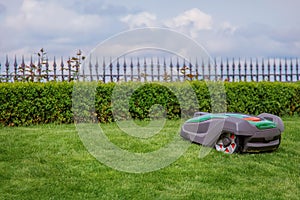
[0,0,299,62]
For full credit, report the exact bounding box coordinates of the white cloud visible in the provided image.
[4,0,103,34]
[164,8,213,38]
[0,0,113,61]
[219,21,237,35]
[120,12,157,29]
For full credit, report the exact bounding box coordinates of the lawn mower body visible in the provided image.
[180,112,284,153]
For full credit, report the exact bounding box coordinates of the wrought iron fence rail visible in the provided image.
[0,56,299,82]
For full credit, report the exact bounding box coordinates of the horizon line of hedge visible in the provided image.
[1,81,300,126]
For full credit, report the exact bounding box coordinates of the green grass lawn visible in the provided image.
[0,118,299,200]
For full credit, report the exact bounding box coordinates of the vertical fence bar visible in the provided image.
[220,58,224,81]
[206,59,210,80]
[273,58,277,82]
[244,58,247,81]
[144,58,147,82]
[189,60,193,81]
[68,58,72,82]
[251,58,254,81]
[13,55,18,81]
[201,59,205,80]
[267,59,271,81]
[226,58,229,81]
[45,59,49,82]
[163,58,166,81]
[296,58,299,81]
[130,58,133,81]
[151,58,154,82]
[249,58,253,81]
[123,58,127,82]
[279,59,282,82]
[137,58,141,81]
[22,56,27,81]
[75,60,80,81]
[157,58,160,81]
[176,58,180,81]
[182,59,186,80]
[232,58,236,82]
[289,58,294,82]
[261,58,265,81]
[14,56,18,81]
[238,58,241,81]
[53,57,57,81]
[109,59,113,82]
[255,58,259,82]
[5,56,9,82]
[102,58,106,83]
[95,59,99,81]
[89,59,93,81]
[214,58,217,81]
[284,58,288,82]
[195,59,199,80]
[272,58,275,81]
[116,58,120,82]
[164,58,168,81]
[170,58,173,82]
[61,57,64,81]
[287,58,290,82]
[267,58,270,81]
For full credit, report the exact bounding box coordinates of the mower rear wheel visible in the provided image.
[215,132,240,154]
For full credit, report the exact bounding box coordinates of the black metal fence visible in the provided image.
[1,56,299,82]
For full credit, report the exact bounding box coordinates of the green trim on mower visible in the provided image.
[186,113,277,130]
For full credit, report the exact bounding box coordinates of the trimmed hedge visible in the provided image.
[1,81,300,126]
[0,82,73,126]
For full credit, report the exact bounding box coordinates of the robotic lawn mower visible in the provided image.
[181,112,284,154]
